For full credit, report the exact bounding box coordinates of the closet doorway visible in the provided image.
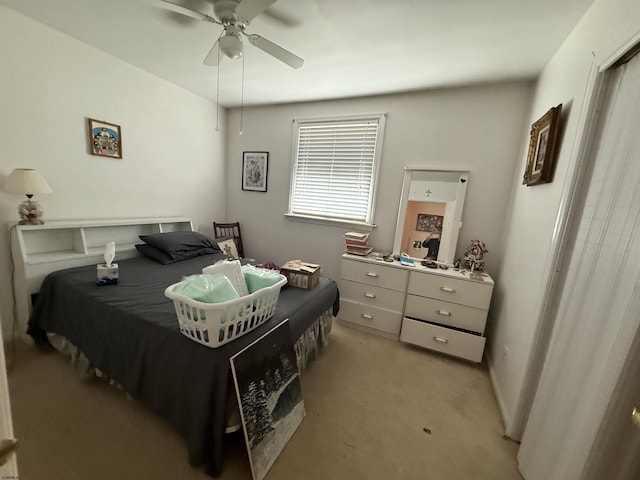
[517,48,640,479]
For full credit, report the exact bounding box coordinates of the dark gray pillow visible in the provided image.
[139,231,219,260]
[135,243,174,264]
[135,243,217,265]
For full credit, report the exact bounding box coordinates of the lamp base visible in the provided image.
[18,198,45,225]
[18,218,44,225]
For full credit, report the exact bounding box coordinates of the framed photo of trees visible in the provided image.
[230,320,304,480]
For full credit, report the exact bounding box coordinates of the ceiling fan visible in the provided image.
[145,0,304,69]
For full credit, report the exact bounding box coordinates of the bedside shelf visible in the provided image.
[9,217,193,336]
[26,250,89,265]
[85,243,137,257]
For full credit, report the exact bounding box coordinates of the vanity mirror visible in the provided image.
[392,168,469,265]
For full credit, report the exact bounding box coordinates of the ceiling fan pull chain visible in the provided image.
[239,53,245,135]
[215,36,221,132]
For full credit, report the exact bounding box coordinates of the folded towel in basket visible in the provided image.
[202,260,248,296]
[241,265,284,293]
[174,274,240,304]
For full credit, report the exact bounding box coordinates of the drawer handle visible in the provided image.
[365,272,379,278]
[433,336,449,344]
[363,293,377,299]
[361,314,374,320]
[437,310,451,316]
[440,286,456,293]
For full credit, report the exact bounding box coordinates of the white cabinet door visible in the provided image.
[0,312,18,477]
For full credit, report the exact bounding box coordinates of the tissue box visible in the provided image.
[281,260,320,290]
[97,264,118,285]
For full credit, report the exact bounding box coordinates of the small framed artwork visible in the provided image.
[230,319,304,480]
[88,118,122,158]
[242,151,269,192]
[522,104,562,186]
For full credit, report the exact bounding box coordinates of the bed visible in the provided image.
[25,232,339,477]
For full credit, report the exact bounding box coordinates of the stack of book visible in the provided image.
[344,231,372,256]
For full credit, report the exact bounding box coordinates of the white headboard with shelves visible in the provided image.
[9,217,193,336]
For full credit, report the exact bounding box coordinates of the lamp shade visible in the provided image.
[4,168,52,195]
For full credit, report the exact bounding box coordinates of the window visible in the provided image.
[287,113,386,227]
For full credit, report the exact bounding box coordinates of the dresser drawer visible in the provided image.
[339,300,403,336]
[407,271,492,308]
[400,318,486,363]
[340,280,406,312]
[405,294,488,334]
[341,259,408,292]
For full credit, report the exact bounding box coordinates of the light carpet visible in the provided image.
[6,322,522,480]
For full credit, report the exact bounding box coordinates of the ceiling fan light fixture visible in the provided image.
[151,0,304,68]
[219,26,243,59]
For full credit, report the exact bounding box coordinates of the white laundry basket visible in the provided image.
[165,274,287,348]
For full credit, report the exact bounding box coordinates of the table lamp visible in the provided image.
[3,168,53,225]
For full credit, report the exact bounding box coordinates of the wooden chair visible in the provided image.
[213,222,244,258]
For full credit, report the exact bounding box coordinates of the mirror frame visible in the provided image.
[392,168,469,265]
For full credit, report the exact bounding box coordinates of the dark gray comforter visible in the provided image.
[27,253,339,476]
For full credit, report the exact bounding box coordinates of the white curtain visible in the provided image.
[518,53,640,480]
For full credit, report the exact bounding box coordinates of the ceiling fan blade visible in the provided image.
[203,40,222,66]
[143,0,216,23]
[261,8,301,27]
[247,34,303,69]
[235,0,278,22]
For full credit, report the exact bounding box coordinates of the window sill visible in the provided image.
[284,213,376,231]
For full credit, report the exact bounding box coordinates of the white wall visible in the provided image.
[224,82,533,283]
[487,0,640,439]
[0,303,18,476]
[0,8,226,338]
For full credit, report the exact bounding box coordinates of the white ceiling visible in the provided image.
[1,0,595,108]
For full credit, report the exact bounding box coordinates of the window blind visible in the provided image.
[289,114,385,224]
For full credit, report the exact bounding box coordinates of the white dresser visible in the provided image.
[338,255,409,340]
[338,254,494,362]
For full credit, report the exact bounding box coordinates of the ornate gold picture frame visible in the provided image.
[522,104,562,186]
